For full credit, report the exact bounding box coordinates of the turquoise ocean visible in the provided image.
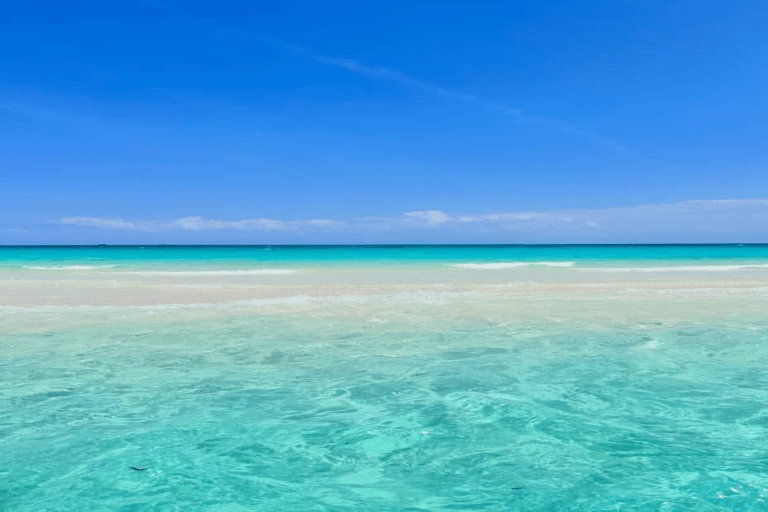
[3,245,768,511]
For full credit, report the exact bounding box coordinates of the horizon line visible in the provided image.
[1,243,766,248]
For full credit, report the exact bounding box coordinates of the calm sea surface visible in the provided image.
[2,245,768,511]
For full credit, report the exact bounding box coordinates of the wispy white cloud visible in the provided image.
[265,39,620,148]
[393,199,768,239]
[456,212,546,222]
[399,209,576,232]
[59,199,768,241]
[60,216,344,232]
[266,40,487,105]
[404,210,451,224]
[61,217,139,230]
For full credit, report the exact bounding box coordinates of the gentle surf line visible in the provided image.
[23,265,118,270]
[107,269,296,275]
[0,290,487,314]
[580,264,768,272]
[451,261,575,269]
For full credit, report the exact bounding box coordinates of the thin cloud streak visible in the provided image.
[265,38,619,148]
[403,210,451,224]
[61,217,139,230]
[59,199,768,241]
[61,216,344,232]
[264,39,485,105]
[396,199,768,236]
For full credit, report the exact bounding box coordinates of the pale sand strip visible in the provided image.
[2,268,768,333]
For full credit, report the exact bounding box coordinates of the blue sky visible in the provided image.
[2,0,767,243]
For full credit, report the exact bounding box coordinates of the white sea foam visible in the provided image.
[580,264,768,273]
[109,269,296,276]
[452,261,574,269]
[24,265,117,270]
[0,290,486,314]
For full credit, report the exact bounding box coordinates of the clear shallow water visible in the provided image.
[3,244,768,273]
[3,246,768,510]
[3,317,768,511]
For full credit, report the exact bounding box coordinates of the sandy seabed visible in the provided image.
[3,266,768,334]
